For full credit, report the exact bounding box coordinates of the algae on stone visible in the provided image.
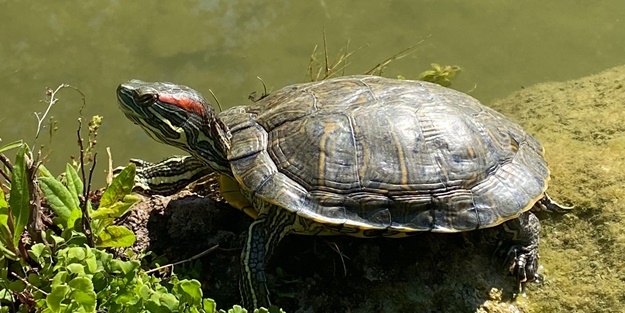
[488,65,625,313]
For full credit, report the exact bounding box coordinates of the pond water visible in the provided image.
[1,1,623,182]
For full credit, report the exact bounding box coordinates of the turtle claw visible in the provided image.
[505,244,539,289]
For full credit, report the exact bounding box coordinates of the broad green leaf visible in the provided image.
[203,298,217,313]
[109,259,140,275]
[47,284,70,312]
[177,279,202,305]
[8,144,31,248]
[39,176,78,226]
[59,246,96,274]
[0,190,14,259]
[145,300,170,313]
[93,248,112,266]
[138,284,152,300]
[0,288,13,303]
[8,280,25,293]
[0,203,15,257]
[0,188,7,210]
[82,247,98,274]
[0,243,17,260]
[68,277,96,312]
[66,208,83,230]
[100,164,135,208]
[228,305,248,313]
[27,243,50,264]
[96,225,135,248]
[66,263,85,275]
[27,273,43,288]
[65,164,83,210]
[65,246,87,263]
[114,291,140,306]
[152,292,179,312]
[90,194,140,220]
[51,271,68,287]
[47,232,65,246]
[0,140,22,154]
[38,164,54,178]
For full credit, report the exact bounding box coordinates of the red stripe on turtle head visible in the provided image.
[158,94,206,116]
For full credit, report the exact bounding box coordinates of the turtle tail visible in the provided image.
[533,193,573,213]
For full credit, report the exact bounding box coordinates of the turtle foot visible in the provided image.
[505,244,539,290]
[501,211,541,289]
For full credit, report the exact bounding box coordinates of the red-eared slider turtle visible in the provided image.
[116,75,570,309]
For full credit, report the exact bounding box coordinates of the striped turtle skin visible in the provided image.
[117,75,569,309]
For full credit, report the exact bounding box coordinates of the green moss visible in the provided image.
[489,65,625,313]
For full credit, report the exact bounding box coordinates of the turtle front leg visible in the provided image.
[502,211,540,286]
[120,155,212,196]
[240,206,295,309]
[240,218,272,308]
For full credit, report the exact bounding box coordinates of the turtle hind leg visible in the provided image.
[502,211,540,288]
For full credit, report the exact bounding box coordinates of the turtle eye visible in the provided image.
[137,93,157,107]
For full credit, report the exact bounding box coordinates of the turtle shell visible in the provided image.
[219,75,549,234]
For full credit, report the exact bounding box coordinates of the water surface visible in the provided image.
[1,1,623,180]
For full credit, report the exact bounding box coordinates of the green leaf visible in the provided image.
[160,292,179,311]
[57,246,97,274]
[100,164,136,208]
[138,283,152,300]
[66,263,85,275]
[8,144,31,248]
[228,305,248,313]
[65,164,83,210]
[68,277,96,312]
[51,271,68,287]
[0,243,17,260]
[203,298,217,313]
[0,193,15,257]
[90,194,140,220]
[0,188,7,210]
[39,176,78,226]
[0,288,13,303]
[109,259,140,275]
[0,140,23,154]
[66,208,83,230]
[38,164,54,178]
[66,246,87,262]
[96,225,135,248]
[47,283,70,312]
[27,243,51,264]
[145,300,169,313]
[29,243,47,258]
[7,280,25,293]
[27,272,43,288]
[177,279,202,305]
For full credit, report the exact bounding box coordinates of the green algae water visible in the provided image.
[1,1,624,311]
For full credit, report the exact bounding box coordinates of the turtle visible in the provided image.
[116,75,570,309]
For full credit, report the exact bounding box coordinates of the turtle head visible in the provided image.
[117,80,231,173]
